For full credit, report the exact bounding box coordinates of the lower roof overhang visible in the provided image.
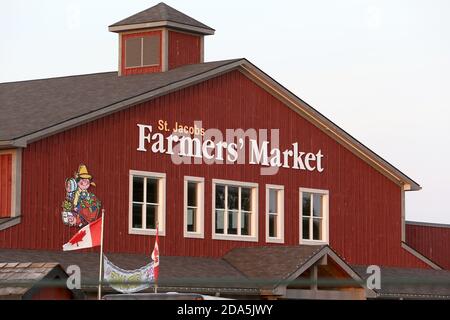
[0,245,377,300]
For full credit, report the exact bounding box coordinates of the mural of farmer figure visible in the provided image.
[61,164,101,228]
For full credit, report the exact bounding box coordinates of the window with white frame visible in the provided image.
[184,176,204,238]
[129,171,166,236]
[266,185,284,243]
[300,188,329,244]
[212,179,258,242]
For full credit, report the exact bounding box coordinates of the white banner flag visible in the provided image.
[103,255,155,294]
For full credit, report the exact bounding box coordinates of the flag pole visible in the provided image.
[97,209,105,300]
[154,219,158,294]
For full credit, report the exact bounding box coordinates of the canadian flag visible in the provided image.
[63,217,102,251]
[151,226,160,281]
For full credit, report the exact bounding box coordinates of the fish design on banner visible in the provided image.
[103,255,155,294]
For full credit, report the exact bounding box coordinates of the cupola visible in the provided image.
[108,2,215,76]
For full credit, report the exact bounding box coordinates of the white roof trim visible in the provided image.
[406,220,450,229]
[401,242,442,270]
[109,21,215,35]
[239,61,421,191]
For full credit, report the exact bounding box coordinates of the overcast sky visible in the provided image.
[1,0,449,224]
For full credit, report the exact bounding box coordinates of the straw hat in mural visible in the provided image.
[75,164,96,187]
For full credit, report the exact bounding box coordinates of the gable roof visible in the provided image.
[0,59,239,142]
[109,2,215,35]
[0,262,59,297]
[0,262,84,299]
[223,245,373,296]
[223,245,326,282]
[0,58,420,191]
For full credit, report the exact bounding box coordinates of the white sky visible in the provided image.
[1,0,449,224]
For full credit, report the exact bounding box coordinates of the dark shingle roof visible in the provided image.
[353,265,450,299]
[0,246,335,294]
[109,2,214,32]
[224,245,326,282]
[0,59,240,141]
[0,262,60,296]
[0,249,254,293]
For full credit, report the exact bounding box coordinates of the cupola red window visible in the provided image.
[125,34,161,68]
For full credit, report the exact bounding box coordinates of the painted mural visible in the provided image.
[61,164,101,228]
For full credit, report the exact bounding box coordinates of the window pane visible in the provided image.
[241,187,251,211]
[132,203,143,228]
[302,192,311,217]
[215,210,224,234]
[313,194,323,217]
[241,212,251,236]
[313,218,322,240]
[269,189,278,213]
[215,185,225,209]
[132,177,144,202]
[187,182,197,207]
[146,204,157,229]
[228,210,238,234]
[269,214,277,238]
[187,207,196,232]
[125,37,142,68]
[147,178,158,204]
[143,35,160,66]
[302,217,310,240]
[228,186,238,210]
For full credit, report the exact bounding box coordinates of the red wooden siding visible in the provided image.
[0,70,428,268]
[168,30,201,70]
[406,223,450,269]
[121,30,163,76]
[31,287,73,300]
[0,153,12,217]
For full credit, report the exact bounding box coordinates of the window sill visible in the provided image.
[0,215,21,231]
[266,237,285,244]
[129,228,165,236]
[184,231,204,239]
[212,234,258,242]
[300,239,329,246]
[125,64,160,69]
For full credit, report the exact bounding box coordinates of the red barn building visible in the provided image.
[406,221,450,270]
[0,3,449,299]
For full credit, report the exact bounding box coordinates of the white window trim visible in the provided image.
[0,148,21,218]
[128,170,166,236]
[299,187,329,245]
[184,176,204,239]
[266,184,284,244]
[212,179,258,242]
